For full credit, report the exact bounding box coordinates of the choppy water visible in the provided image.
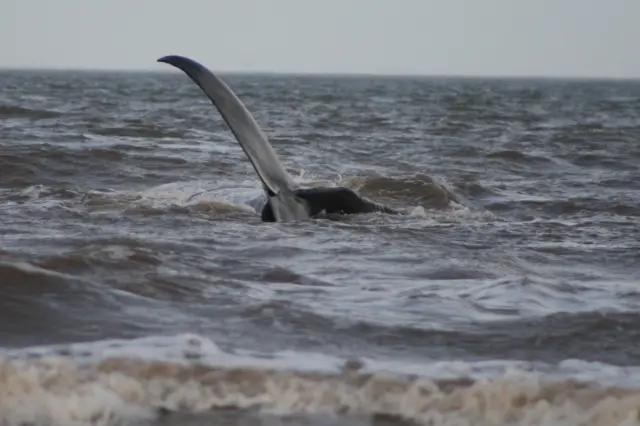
[1,68,640,425]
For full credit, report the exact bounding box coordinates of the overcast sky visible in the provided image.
[1,0,638,78]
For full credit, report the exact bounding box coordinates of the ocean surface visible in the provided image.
[1,67,640,426]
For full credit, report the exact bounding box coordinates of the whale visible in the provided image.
[158,55,400,222]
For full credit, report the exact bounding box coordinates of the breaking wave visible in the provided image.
[1,335,640,426]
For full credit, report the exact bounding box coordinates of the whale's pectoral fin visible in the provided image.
[158,55,311,222]
[157,55,296,198]
[267,191,311,223]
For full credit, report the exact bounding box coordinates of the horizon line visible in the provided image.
[0,65,638,82]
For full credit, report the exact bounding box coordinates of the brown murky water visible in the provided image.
[1,69,640,425]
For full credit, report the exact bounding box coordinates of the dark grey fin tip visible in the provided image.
[158,55,197,67]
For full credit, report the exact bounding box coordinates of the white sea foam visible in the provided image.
[1,334,639,426]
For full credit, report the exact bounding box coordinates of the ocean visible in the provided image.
[1,68,640,425]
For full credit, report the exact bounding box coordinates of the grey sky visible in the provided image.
[2,0,639,78]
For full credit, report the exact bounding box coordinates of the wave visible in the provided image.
[232,302,640,367]
[0,260,121,347]
[0,143,194,188]
[0,145,131,188]
[569,153,638,170]
[0,104,60,119]
[486,196,640,217]
[0,334,639,426]
[3,169,462,219]
[80,183,261,217]
[487,149,554,165]
[342,173,461,209]
[87,124,185,139]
